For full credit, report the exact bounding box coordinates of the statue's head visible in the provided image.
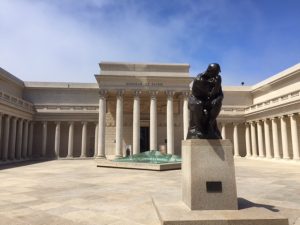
[206,63,221,76]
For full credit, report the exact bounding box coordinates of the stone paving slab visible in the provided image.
[0,158,299,225]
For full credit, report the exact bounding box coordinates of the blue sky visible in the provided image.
[1,0,300,85]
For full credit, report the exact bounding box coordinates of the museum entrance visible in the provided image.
[140,127,150,152]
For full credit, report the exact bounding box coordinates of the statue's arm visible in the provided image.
[210,75,223,97]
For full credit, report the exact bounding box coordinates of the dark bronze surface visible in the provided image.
[187,63,223,139]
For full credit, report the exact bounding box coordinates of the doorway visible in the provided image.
[140,127,150,152]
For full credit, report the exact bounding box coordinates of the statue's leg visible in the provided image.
[209,95,223,121]
[208,95,223,138]
[187,95,204,138]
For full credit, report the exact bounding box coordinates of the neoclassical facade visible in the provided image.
[0,62,300,163]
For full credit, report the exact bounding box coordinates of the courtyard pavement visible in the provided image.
[0,158,299,225]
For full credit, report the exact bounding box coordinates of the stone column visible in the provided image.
[182,91,189,140]
[80,122,88,157]
[9,117,17,160]
[54,122,61,158]
[16,118,23,160]
[42,121,47,157]
[97,90,107,158]
[22,120,29,158]
[67,122,74,158]
[233,123,240,157]
[166,91,175,155]
[28,121,34,157]
[94,123,98,157]
[271,118,280,159]
[250,121,258,157]
[257,120,265,158]
[280,116,290,159]
[133,90,141,155]
[263,119,272,159]
[221,123,226,139]
[115,90,124,158]
[150,91,158,150]
[2,115,11,161]
[289,114,300,160]
[245,122,251,157]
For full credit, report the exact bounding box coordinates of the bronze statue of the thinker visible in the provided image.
[187,63,223,139]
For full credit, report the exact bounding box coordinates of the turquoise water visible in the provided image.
[113,150,181,164]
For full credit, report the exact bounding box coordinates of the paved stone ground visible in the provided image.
[0,158,299,225]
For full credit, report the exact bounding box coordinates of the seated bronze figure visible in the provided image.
[187,63,223,139]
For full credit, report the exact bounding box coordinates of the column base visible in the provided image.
[96,155,106,159]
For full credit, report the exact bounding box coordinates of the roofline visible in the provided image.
[0,67,24,87]
[251,63,300,92]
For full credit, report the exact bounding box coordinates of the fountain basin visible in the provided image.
[96,150,181,171]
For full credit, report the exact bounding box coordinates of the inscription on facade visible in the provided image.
[126,82,163,87]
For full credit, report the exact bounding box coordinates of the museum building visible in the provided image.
[0,62,300,163]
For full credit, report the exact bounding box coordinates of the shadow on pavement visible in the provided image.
[238,197,279,212]
[0,159,54,171]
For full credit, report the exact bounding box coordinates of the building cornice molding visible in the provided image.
[251,63,300,93]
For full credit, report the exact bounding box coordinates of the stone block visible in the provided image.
[182,139,238,210]
[153,198,289,225]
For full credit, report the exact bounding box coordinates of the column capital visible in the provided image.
[55,121,61,125]
[270,117,278,121]
[149,90,159,98]
[288,113,298,118]
[116,89,125,97]
[99,89,108,98]
[133,89,142,97]
[68,121,75,125]
[182,90,190,98]
[165,90,175,99]
[261,118,270,122]
[232,122,239,126]
[279,115,287,119]
[256,120,263,125]
[81,121,88,125]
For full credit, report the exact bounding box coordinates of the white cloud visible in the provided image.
[0,0,299,85]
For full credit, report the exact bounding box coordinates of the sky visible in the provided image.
[1,0,300,85]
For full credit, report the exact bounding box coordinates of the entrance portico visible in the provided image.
[95,62,191,158]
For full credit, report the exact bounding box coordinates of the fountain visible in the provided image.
[96,150,181,171]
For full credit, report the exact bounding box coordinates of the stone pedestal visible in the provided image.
[153,138,288,225]
[182,139,238,210]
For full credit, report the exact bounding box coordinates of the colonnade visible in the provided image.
[0,113,34,161]
[97,89,190,158]
[244,114,300,160]
[40,121,98,158]
[220,123,241,157]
